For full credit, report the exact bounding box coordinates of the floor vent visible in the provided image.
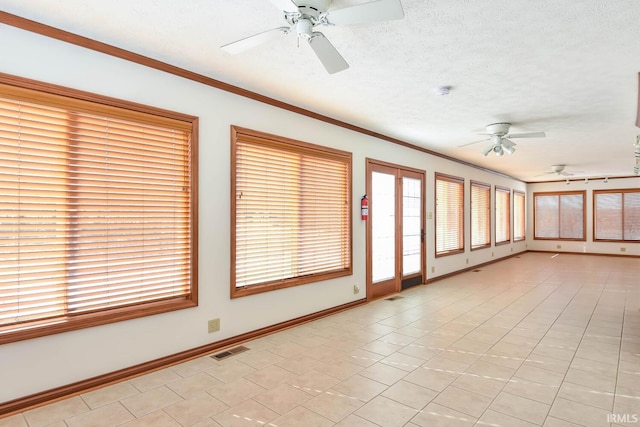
[386,295,404,301]
[472,269,481,272]
[211,345,249,361]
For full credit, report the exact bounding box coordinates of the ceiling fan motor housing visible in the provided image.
[294,0,331,16]
[288,1,330,29]
[486,122,511,136]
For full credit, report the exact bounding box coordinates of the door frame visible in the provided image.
[366,158,426,301]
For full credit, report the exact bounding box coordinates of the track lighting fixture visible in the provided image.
[565,179,570,185]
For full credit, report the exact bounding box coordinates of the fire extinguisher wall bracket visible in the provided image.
[361,195,368,220]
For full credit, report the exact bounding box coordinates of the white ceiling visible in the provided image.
[2,0,640,182]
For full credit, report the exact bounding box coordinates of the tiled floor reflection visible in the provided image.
[2,253,639,426]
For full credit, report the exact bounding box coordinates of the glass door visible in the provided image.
[367,160,425,300]
[401,172,424,290]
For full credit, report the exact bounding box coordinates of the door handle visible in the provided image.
[421,229,425,243]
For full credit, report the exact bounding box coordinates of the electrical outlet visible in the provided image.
[208,318,220,333]
[431,266,435,273]
[492,252,494,257]
[466,258,469,264]
[556,244,562,249]
[620,247,626,252]
[353,284,360,294]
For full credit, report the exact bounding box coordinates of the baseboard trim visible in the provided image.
[0,298,366,417]
[425,252,524,284]
[527,250,640,258]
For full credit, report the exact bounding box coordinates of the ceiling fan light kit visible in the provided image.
[221,0,405,74]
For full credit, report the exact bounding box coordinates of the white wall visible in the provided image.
[527,178,640,256]
[0,24,533,403]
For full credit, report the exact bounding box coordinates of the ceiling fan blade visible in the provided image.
[458,137,489,147]
[268,0,298,13]
[506,132,546,139]
[221,27,290,55]
[308,33,349,74]
[325,0,404,26]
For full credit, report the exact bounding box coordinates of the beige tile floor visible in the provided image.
[2,252,639,427]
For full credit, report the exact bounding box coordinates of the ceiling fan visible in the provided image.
[536,164,582,177]
[220,0,405,74]
[460,122,546,157]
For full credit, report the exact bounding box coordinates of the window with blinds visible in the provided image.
[231,126,352,298]
[470,181,491,250]
[0,76,197,344]
[594,189,640,241]
[513,191,526,241]
[435,173,464,256]
[534,191,585,240]
[495,186,511,245]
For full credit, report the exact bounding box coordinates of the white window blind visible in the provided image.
[513,191,525,241]
[435,173,464,256]
[232,127,351,297]
[471,181,490,250]
[595,189,640,241]
[495,187,511,244]
[534,192,585,240]
[0,80,195,342]
[560,193,584,239]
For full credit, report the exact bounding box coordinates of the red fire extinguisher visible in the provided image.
[361,195,368,220]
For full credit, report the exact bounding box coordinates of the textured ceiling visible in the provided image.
[1,0,639,181]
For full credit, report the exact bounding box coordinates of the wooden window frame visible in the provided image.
[0,74,198,345]
[593,188,640,242]
[435,173,465,257]
[513,190,526,241]
[533,191,586,241]
[470,181,491,251]
[230,126,352,298]
[495,186,511,245]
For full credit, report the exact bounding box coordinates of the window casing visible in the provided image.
[495,186,511,245]
[231,126,352,298]
[513,191,526,241]
[534,191,585,240]
[470,181,491,250]
[0,75,197,344]
[435,173,464,256]
[594,189,640,241]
